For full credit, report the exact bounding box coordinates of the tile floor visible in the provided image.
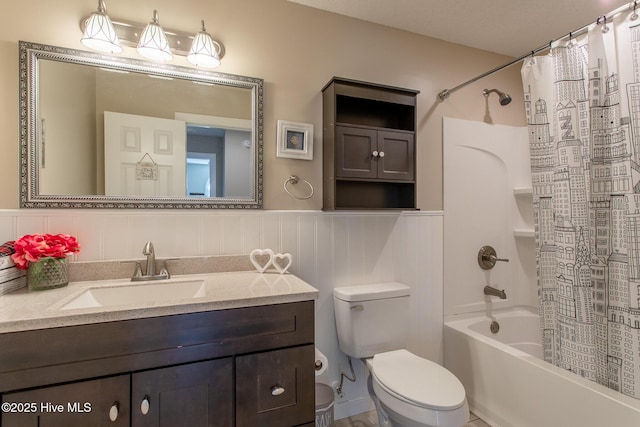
[333,409,491,427]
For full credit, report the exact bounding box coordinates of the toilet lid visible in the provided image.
[371,349,466,411]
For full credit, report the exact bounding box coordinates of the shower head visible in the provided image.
[483,88,512,106]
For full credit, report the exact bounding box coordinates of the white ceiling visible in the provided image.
[288,0,632,57]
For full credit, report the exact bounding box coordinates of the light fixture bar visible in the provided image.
[80,16,225,59]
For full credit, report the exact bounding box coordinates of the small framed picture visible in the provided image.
[276,120,314,160]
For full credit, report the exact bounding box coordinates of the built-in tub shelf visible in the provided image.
[514,228,535,238]
[513,187,533,197]
[513,188,534,238]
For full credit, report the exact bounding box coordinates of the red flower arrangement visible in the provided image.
[11,234,80,270]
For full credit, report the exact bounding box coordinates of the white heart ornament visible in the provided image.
[249,249,274,273]
[273,253,292,274]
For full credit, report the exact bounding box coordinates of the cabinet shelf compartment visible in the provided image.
[336,95,415,131]
[335,180,415,210]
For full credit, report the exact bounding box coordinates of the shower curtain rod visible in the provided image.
[437,1,637,101]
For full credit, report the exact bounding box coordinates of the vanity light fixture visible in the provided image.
[80,0,123,53]
[79,5,226,65]
[136,10,173,62]
[187,20,221,68]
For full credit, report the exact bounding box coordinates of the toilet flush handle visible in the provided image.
[351,304,364,312]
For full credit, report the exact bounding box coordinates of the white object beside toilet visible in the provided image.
[333,282,468,427]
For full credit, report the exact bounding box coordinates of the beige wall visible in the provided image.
[0,0,526,210]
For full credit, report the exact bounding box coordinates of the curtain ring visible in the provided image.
[601,15,610,33]
[632,1,638,20]
[284,175,314,200]
[568,31,576,49]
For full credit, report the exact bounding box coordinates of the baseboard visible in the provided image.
[334,395,375,420]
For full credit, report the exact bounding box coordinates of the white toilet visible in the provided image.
[333,282,469,427]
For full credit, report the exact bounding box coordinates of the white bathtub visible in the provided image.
[444,307,640,427]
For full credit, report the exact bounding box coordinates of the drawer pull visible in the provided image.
[109,402,119,422]
[271,385,286,396]
[141,396,150,415]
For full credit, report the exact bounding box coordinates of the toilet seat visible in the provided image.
[370,349,466,411]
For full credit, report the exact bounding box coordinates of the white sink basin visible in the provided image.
[60,279,206,310]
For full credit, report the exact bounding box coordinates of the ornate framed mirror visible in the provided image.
[19,41,263,208]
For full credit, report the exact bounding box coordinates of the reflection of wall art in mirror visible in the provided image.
[276,120,314,161]
[19,40,264,209]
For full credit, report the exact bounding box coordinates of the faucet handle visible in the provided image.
[478,245,509,270]
[133,262,143,277]
[159,258,178,278]
[121,261,144,278]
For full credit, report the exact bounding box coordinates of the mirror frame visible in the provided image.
[19,41,264,209]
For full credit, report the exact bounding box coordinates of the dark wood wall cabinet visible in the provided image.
[322,77,419,210]
[0,301,315,427]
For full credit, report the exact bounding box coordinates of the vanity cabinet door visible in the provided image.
[236,344,315,427]
[131,357,233,427]
[1,374,130,427]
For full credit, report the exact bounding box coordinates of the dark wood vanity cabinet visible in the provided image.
[2,375,131,427]
[0,301,314,427]
[323,77,419,210]
[131,358,234,427]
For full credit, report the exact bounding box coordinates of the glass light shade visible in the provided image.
[187,21,221,68]
[80,1,122,53]
[136,10,173,62]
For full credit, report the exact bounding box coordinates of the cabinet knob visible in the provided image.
[378,151,385,158]
[271,385,286,396]
[372,150,379,157]
[141,396,150,415]
[109,402,119,422]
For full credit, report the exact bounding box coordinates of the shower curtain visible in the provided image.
[522,12,640,400]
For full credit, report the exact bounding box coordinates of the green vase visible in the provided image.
[27,257,69,291]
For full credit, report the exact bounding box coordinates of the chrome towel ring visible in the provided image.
[284,175,314,200]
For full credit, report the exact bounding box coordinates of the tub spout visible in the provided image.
[484,285,507,299]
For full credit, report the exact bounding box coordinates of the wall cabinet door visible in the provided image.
[131,358,233,427]
[2,375,130,427]
[336,126,414,181]
[336,126,378,179]
[377,131,415,181]
[236,345,314,427]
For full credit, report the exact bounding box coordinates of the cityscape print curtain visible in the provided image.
[521,12,640,400]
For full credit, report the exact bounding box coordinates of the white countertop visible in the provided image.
[0,271,318,333]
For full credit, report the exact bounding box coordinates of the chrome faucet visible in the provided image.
[143,241,156,277]
[130,241,170,281]
[484,285,507,299]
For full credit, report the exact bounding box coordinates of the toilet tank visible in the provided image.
[333,282,410,358]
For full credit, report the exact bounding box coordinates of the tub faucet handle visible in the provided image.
[478,245,509,270]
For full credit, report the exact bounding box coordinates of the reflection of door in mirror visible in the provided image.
[186,125,224,197]
[104,112,186,197]
[186,156,214,197]
[176,113,252,199]
[185,126,252,198]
